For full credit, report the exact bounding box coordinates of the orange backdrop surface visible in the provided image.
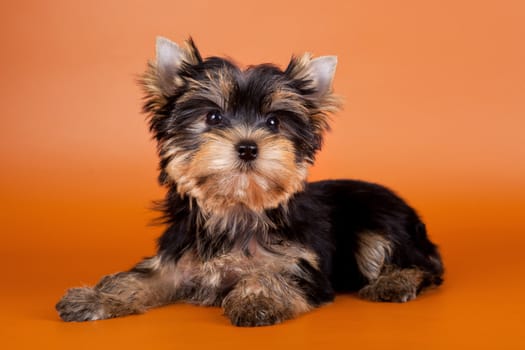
[1,0,524,349]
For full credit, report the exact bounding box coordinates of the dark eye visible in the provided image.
[206,111,223,126]
[266,116,280,131]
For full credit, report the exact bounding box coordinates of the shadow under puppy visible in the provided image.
[56,37,444,326]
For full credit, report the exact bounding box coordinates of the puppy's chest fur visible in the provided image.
[158,239,318,306]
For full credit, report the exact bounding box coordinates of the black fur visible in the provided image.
[156,180,444,295]
[145,56,326,173]
[146,38,443,317]
[56,37,443,326]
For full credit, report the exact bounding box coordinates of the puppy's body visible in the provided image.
[157,179,442,303]
[57,37,443,326]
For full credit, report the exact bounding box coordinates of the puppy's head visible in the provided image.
[142,37,340,214]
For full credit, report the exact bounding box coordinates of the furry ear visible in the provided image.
[155,37,184,93]
[285,54,341,152]
[285,53,338,100]
[141,37,202,114]
[308,56,337,98]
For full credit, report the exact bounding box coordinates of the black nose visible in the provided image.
[236,141,258,161]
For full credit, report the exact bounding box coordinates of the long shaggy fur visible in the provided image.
[56,37,443,327]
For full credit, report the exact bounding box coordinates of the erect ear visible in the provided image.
[285,53,338,99]
[285,53,341,153]
[308,56,337,98]
[155,36,202,93]
[141,37,202,113]
[155,37,184,93]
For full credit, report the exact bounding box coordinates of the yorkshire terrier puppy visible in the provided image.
[56,37,443,326]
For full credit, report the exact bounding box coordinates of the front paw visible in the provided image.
[222,295,287,327]
[56,287,106,322]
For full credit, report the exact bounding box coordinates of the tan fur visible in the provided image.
[355,232,393,281]
[266,88,310,118]
[57,238,321,321]
[178,75,231,111]
[141,61,168,112]
[56,256,175,321]
[140,38,202,114]
[199,205,274,241]
[166,125,308,216]
[58,41,347,324]
[172,240,318,324]
[170,239,319,293]
[285,53,342,137]
[358,266,426,303]
[286,53,315,82]
[180,39,201,65]
[222,271,311,326]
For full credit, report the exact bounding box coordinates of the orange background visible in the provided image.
[1,0,524,349]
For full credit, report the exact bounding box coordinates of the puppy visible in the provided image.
[56,37,443,326]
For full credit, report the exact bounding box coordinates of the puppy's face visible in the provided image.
[142,38,339,214]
